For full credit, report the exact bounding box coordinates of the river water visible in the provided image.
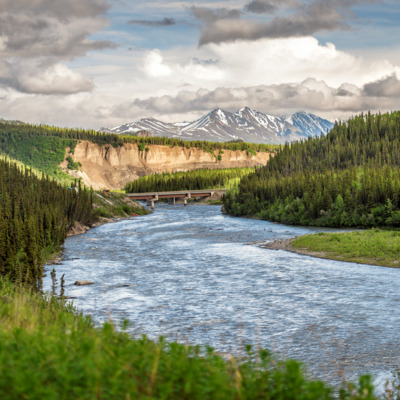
[44,204,400,386]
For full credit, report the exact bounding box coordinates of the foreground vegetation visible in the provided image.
[125,168,255,193]
[0,278,381,400]
[292,230,400,268]
[224,111,400,228]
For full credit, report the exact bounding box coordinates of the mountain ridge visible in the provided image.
[102,107,334,144]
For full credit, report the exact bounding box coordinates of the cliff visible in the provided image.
[65,141,272,190]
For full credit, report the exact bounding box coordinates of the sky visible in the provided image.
[0,0,400,129]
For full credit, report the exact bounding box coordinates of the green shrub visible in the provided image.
[66,155,80,170]
[94,207,113,218]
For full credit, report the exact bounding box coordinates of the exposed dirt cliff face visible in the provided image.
[66,141,272,190]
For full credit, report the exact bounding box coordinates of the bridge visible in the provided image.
[127,189,227,209]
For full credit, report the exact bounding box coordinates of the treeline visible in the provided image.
[0,158,95,288]
[223,111,400,227]
[125,168,255,193]
[0,121,277,163]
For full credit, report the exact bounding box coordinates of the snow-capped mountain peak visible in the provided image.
[102,107,334,144]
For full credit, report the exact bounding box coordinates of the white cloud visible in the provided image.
[205,37,399,88]
[14,62,94,94]
[141,50,172,78]
[95,72,400,125]
[129,37,400,102]
[2,71,400,129]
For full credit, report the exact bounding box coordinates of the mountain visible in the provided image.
[102,107,334,144]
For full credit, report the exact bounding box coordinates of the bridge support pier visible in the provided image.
[127,190,226,207]
[146,199,155,210]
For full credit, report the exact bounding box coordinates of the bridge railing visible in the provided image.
[126,189,226,209]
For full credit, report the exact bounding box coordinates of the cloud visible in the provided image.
[201,37,395,88]
[115,74,400,123]
[190,6,242,23]
[363,73,400,97]
[141,50,172,78]
[245,0,277,13]
[128,17,177,27]
[245,0,298,14]
[0,0,113,58]
[193,0,378,45]
[79,36,399,121]
[1,73,399,130]
[0,0,113,94]
[1,61,94,95]
[0,0,109,19]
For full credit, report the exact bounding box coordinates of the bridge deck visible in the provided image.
[127,189,226,201]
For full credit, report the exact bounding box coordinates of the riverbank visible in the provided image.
[261,230,400,268]
[2,278,379,399]
[46,192,150,268]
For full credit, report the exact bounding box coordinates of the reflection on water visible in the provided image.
[44,204,400,385]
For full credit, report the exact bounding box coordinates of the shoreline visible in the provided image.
[46,199,150,268]
[260,237,333,259]
[45,217,126,268]
[260,236,399,269]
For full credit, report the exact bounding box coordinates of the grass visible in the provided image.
[0,133,77,184]
[292,230,400,268]
[0,278,380,399]
[93,191,151,219]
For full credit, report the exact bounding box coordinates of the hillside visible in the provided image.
[0,121,274,190]
[102,107,334,144]
[223,111,400,228]
[67,141,271,190]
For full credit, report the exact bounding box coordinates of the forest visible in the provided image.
[0,121,277,172]
[125,168,255,193]
[223,111,400,227]
[0,158,94,288]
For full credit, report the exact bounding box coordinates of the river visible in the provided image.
[44,204,400,386]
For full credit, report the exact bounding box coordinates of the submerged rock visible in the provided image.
[74,280,94,286]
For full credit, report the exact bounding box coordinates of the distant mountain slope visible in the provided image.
[103,107,334,144]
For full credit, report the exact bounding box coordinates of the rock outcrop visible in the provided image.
[67,221,90,237]
[66,141,272,190]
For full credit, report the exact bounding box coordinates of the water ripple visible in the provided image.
[44,204,400,386]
